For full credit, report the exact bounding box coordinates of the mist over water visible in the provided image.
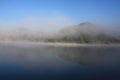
[0,14,120,80]
[0,21,120,42]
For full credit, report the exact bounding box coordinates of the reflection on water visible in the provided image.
[0,42,120,80]
[50,46,120,66]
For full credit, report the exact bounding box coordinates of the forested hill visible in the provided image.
[45,22,120,44]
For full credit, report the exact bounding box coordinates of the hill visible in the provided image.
[45,22,120,44]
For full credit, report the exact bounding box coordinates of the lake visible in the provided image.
[0,42,120,80]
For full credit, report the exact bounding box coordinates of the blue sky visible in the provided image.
[0,0,120,31]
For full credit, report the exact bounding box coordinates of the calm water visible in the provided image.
[0,42,120,80]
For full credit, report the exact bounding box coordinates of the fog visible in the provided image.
[0,18,120,42]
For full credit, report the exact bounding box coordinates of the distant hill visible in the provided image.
[45,22,120,44]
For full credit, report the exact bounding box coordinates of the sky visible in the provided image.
[0,0,120,32]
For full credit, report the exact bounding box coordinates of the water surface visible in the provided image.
[0,42,120,80]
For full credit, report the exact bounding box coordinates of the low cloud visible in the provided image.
[0,13,75,41]
[0,13,75,32]
[0,13,120,42]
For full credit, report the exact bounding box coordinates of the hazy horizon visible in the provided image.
[0,0,120,43]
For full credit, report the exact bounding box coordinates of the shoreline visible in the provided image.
[0,41,120,47]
